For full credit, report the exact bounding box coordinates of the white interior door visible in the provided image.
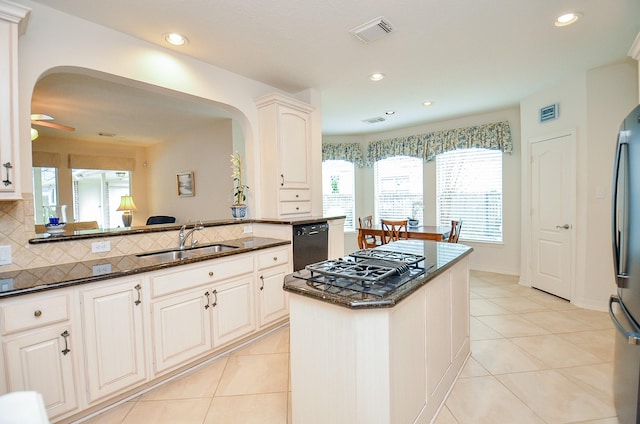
[530,134,574,300]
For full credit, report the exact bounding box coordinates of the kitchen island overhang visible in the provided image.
[285,239,473,424]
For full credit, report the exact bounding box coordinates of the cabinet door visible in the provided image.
[257,265,289,328]
[152,288,212,374]
[211,277,256,347]
[80,278,146,403]
[278,105,311,189]
[4,324,78,419]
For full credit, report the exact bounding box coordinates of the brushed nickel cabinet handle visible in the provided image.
[204,291,210,309]
[212,289,218,307]
[134,284,142,305]
[259,275,265,291]
[61,330,70,355]
[280,174,284,186]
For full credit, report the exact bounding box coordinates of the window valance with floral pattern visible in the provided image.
[365,120,512,165]
[322,142,365,167]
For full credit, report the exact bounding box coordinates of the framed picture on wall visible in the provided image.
[177,171,195,197]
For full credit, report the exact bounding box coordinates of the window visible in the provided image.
[32,167,59,225]
[72,169,131,228]
[322,160,355,231]
[374,156,423,221]
[436,148,502,243]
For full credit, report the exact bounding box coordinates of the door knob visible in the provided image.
[556,224,570,229]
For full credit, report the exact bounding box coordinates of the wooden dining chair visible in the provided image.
[358,215,383,248]
[448,220,462,243]
[380,219,409,244]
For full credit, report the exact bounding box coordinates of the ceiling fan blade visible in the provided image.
[30,113,54,121]
[31,120,75,131]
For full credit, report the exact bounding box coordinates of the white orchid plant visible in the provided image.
[230,151,249,206]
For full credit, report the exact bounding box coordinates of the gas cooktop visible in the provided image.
[293,249,429,298]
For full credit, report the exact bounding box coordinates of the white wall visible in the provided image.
[15,0,323,221]
[520,59,638,310]
[324,106,522,275]
[146,119,233,223]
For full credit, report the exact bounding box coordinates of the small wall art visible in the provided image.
[176,171,195,197]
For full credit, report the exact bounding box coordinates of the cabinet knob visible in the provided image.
[295,194,299,198]
[296,207,299,210]
[209,271,214,277]
[34,310,42,318]
[273,256,278,261]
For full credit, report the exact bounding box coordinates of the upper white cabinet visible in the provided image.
[0,1,29,199]
[256,93,314,218]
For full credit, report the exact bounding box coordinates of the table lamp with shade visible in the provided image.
[117,195,137,227]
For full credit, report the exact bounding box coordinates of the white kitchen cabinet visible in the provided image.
[1,290,79,420]
[79,277,147,404]
[151,287,212,374]
[256,247,290,328]
[256,93,314,218]
[211,276,256,347]
[0,1,29,199]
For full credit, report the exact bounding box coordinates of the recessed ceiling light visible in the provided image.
[385,111,395,115]
[555,12,581,27]
[369,73,385,81]
[422,101,433,107]
[164,33,188,46]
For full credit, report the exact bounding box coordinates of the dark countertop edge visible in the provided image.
[29,216,345,244]
[1,238,290,299]
[283,244,473,310]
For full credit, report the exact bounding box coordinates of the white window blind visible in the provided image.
[436,148,502,243]
[374,156,423,222]
[322,160,355,231]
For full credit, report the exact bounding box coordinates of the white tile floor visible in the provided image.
[79,271,618,424]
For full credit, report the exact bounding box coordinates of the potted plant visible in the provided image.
[230,151,249,219]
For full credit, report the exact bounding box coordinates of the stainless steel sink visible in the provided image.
[136,249,196,261]
[136,244,238,261]
[188,244,238,255]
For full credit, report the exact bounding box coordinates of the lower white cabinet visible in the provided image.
[4,323,79,419]
[0,245,290,422]
[211,276,256,347]
[151,286,212,374]
[79,277,147,404]
[0,289,79,420]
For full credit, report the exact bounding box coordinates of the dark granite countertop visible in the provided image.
[283,240,473,309]
[29,216,345,244]
[0,237,289,298]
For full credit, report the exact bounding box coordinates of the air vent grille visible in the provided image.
[362,116,386,124]
[539,104,558,123]
[350,17,395,43]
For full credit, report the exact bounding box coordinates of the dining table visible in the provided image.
[357,224,451,248]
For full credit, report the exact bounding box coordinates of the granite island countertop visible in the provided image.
[283,239,472,309]
[0,237,289,299]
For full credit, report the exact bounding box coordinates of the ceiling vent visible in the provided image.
[362,116,386,124]
[350,17,395,43]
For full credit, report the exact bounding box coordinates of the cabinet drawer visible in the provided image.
[280,201,311,215]
[280,189,310,202]
[151,255,254,298]
[257,247,290,270]
[1,292,70,335]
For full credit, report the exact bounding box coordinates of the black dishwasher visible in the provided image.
[293,222,329,271]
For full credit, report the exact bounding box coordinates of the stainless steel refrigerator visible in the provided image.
[611,104,640,424]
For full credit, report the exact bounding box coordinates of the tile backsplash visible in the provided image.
[0,194,246,272]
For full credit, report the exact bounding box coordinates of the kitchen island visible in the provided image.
[283,240,472,424]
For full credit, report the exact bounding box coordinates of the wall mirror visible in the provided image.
[30,67,246,234]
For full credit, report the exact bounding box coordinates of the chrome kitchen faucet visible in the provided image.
[178,221,204,249]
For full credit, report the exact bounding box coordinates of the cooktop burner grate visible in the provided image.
[349,249,424,266]
[305,258,400,282]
